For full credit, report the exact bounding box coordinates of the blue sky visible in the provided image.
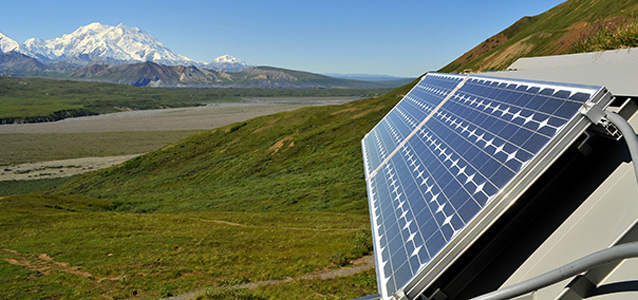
[1,0,565,77]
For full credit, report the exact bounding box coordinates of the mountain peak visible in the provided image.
[18,22,196,66]
[0,31,20,53]
[73,22,112,36]
[213,55,241,64]
[115,23,142,33]
[84,22,108,29]
[208,55,250,72]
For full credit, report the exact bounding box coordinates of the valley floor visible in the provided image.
[0,97,357,181]
[0,98,356,134]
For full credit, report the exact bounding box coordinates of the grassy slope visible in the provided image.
[0,177,75,197]
[0,193,370,299]
[571,19,638,52]
[0,80,416,299]
[0,76,391,121]
[54,81,415,214]
[1,131,202,165]
[440,0,638,72]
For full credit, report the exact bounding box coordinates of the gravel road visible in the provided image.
[0,154,140,181]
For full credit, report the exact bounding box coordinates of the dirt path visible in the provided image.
[192,218,358,232]
[161,254,375,300]
[1,245,373,300]
[0,248,123,282]
[190,218,248,227]
[0,154,140,181]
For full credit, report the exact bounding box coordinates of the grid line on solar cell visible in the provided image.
[370,157,435,293]
[454,90,571,123]
[364,73,605,300]
[431,101,536,175]
[448,92,563,137]
[397,140,462,241]
[416,128,495,212]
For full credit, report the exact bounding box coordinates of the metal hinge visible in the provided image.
[580,99,622,140]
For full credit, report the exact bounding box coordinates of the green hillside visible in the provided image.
[0,78,417,299]
[54,81,415,213]
[441,0,638,72]
[0,193,373,299]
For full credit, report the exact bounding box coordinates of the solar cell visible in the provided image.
[362,73,613,299]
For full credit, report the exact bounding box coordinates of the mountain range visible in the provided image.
[0,23,237,69]
[0,23,409,89]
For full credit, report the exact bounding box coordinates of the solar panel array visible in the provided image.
[362,73,608,299]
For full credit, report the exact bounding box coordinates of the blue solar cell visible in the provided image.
[363,73,608,299]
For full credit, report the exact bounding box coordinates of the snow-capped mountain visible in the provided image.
[207,55,250,72]
[18,22,196,66]
[0,23,253,72]
[0,32,20,53]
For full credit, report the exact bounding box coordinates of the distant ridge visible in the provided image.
[0,51,47,75]
[68,62,406,88]
[323,73,413,83]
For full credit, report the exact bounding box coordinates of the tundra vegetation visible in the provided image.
[0,76,390,123]
[0,77,416,299]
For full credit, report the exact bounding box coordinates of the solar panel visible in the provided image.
[361,73,613,299]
